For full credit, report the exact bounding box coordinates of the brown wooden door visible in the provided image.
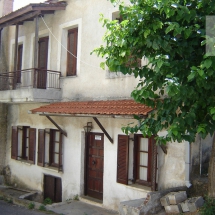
[44,175,62,203]
[37,37,49,89]
[86,133,104,200]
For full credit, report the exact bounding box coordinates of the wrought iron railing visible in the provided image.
[0,68,61,91]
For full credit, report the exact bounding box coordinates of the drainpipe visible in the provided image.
[199,136,202,176]
[185,141,192,188]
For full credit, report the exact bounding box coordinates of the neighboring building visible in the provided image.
[0,0,212,211]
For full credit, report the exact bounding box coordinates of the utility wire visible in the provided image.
[40,15,102,70]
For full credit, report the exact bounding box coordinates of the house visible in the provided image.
[0,0,212,211]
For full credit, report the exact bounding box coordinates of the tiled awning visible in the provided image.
[0,1,67,28]
[29,100,153,118]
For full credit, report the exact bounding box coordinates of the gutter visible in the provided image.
[185,141,192,188]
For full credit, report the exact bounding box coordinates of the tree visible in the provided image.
[93,0,215,196]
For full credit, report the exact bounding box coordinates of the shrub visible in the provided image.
[43,197,52,205]
[39,204,46,211]
[28,202,35,209]
[200,197,215,215]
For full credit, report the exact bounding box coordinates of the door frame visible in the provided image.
[84,132,104,200]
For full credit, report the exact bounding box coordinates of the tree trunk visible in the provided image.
[208,133,215,197]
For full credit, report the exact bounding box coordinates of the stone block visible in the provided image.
[167,191,187,204]
[164,205,182,214]
[187,197,204,212]
[179,200,190,213]
[160,195,170,206]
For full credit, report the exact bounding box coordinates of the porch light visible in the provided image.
[83,122,92,133]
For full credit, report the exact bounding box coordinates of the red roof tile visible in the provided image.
[30,100,153,117]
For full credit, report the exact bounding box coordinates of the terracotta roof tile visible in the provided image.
[30,100,153,116]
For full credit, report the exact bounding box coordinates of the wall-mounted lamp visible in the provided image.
[83,122,93,133]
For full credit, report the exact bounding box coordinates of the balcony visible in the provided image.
[0,68,62,103]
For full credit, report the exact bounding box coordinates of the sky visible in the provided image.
[13,0,44,11]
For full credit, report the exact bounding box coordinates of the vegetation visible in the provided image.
[73,194,79,201]
[39,204,46,211]
[43,197,53,205]
[200,197,215,215]
[93,0,215,196]
[28,202,35,209]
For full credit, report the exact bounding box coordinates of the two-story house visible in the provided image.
[0,0,212,211]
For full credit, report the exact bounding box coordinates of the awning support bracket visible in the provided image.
[93,117,113,144]
[46,116,67,137]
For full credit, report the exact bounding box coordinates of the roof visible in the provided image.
[29,100,153,118]
[0,1,67,28]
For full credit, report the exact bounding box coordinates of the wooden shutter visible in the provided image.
[55,177,62,202]
[117,135,129,185]
[151,137,157,191]
[49,129,54,166]
[38,129,45,166]
[44,175,55,201]
[16,44,23,83]
[28,128,36,164]
[11,126,18,159]
[67,28,78,76]
[58,132,63,172]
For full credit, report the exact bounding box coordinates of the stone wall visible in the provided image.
[0,103,7,174]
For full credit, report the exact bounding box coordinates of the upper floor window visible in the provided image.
[38,128,63,172]
[67,28,78,76]
[11,126,36,164]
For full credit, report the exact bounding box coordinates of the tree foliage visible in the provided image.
[93,0,215,144]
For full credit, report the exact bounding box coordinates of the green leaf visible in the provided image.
[203,59,212,69]
[100,62,105,70]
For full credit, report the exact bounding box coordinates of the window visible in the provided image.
[117,134,157,191]
[16,44,23,83]
[37,36,49,89]
[11,126,36,164]
[38,129,63,171]
[67,28,78,76]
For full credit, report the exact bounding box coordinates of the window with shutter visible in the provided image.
[117,134,157,191]
[67,28,78,76]
[117,135,129,185]
[11,126,36,164]
[38,128,63,171]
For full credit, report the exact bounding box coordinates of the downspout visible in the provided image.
[199,136,202,176]
[185,141,192,188]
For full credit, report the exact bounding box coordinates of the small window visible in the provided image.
[116,134,157,191]
[11,126,36,164]
[38,129,63,171]
[67,28,78,76]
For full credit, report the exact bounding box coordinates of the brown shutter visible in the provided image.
[11,126,18,159]
[117,135,129,185]
[58,132,63,172]
[151,137,157,191]
[16,44,23,83]
[133,134,138,182]
[49,129,54,166]
[55,177,62,202]
[28,128,36,164]
[38,129,45,166]
[67,28,78,76]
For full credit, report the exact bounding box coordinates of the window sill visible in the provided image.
[60,75,77,79]
[125,183,151,192]
[15,158,33,166]
[43,165,63,173]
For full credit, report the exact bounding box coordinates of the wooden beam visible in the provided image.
[93,117,113,143]
[46,116,67,137]
[0,11,41,28]
[160,145,167,154]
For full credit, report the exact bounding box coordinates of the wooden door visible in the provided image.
[44,175,62,203]
[37,37,49,89]
[16,44,23,83]
[86,133,104,200]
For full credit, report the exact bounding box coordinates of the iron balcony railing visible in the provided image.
[0,68,61,91]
